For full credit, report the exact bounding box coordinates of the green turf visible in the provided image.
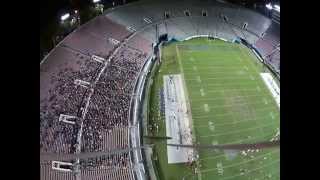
[148,37,280,180]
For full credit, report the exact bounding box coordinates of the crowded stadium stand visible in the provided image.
[40,0,280,179]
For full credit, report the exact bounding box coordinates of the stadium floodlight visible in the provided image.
[93,0,101,3]
[274,5,280,12]
[266,3,272,10]
[60,13,70,21]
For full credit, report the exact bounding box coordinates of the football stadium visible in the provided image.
[40,0,280,180]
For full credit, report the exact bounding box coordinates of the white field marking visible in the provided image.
[194,109,278,127]
[217,162,224,175]
[200,88,205,97]
[199,132,279,160]
[211,140,219,153]
[208,121,215,132]
[186,76,250,81]
[191,94,268,102]
[183,57,242,62]
[175,45,197,161]
[183,66,248,71]
[192,101,272,111]
[194,116,274,128]
[196,76,202,83]
[192,109,278,120]
[219,159,280,180]
[206,88,267,93]
[188,82,263,87]
[193,66,198,71]
[200,149,279,173]
[199,130,279,146]
[184,71,250,76]
[269,112,275,119]
[199,122,278,138]
[263,98,269,105]
[237,70,246,75]
[260,73,280,108]
[192,106,278,118]
[184,66,247,70]
[204,104,210,112]
[178,44,234,48]
[256,86,261,92]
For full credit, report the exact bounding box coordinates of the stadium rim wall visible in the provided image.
[130,51,159,180]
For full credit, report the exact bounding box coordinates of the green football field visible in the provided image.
[148,38,280,180]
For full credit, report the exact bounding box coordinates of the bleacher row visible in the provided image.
[41,162,76,180]
[81,167,134,180]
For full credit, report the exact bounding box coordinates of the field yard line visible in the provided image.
[200,149,279,173]
[192,106,278,118]
[185,71,251,76]
[206,88,265,93]
[191,94,270,102]
[189,82,263,87]
[184,66,247,70]
[199,122,278,138]
[193,108,273,118]
[184,63,243,68]
[178,44,233,48]
[176,44,203,180]
[219,159,280,180]
[220,89,237,124]
[191,101,274,110]
[185,69,250,76]
[194,115,275,127]
[186,76,250,80]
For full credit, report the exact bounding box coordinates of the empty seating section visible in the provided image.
[125,21,157,46]
[167,17,196,38]
[106,7,146,30]
[166,19,191,40]
[262,23,280,45]
[254,23,279,56]
[81,166,134,180]
[254,22,280,72]
[127,33,153,54]
[62,29,114,58]
[41,162,76,180]
[81,16,131,41]
[254,38,275,56]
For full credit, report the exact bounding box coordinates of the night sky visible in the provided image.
[40,0,69,29]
